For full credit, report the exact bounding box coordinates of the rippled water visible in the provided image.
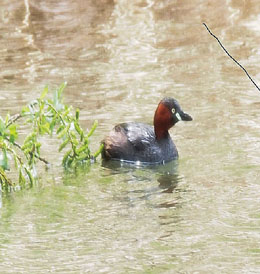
[0,0,260,273]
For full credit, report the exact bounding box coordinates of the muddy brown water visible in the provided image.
[0,1,259,273]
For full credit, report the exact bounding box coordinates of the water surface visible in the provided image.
[0,0,260,273]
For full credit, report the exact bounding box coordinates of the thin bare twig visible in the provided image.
[6,114,23,128]
[29,152,50,165]
[5,137,50,165]
[203,23,260,92]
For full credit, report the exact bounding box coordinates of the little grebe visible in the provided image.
[102,97,192,164]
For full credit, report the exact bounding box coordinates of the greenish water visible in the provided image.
[0,0,260,273]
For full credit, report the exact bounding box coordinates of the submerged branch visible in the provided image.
[203,23,260,92]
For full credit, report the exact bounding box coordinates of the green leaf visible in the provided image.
[53,83,66,110]
[87,120,98,138]
[62,150,72,167]
[24,132,36,144]
[0,116,5,134]
[0,149,9,171]
[0,166,12,186]
[74,121,83,136]
[76,143,89,154]
[49,115,57,134]
[13,154,18,169]
[35,142,41,155]
[39,100,45,112]
[5,113,10,125]
[84,137,89,145]
[19,168,26,187]
[22,142,32,151]
[71,138,79,146]
[59,138,69,152]
[93,143,104,159]
[21,106,30,116]
[9,124,18,143]
[58,125,69,139]
[56,125,65,135]
[24,167,34,186]
[66,158,74,168]
[70,130,76,139]
[57,82,67,100]
[40,86,49,100]
[75,108,80,121]
[63,107,71,117]
[39,123,51,135]
[77,154,90,162]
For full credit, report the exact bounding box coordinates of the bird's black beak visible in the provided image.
[177,111,193,121]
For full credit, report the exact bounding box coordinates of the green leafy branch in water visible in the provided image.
[0,83,103,190]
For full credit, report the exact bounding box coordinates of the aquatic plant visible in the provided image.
[0,83,103,190]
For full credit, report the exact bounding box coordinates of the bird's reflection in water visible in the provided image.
[102,159,184,207]
[154,161,184,208]
[157,173,181,193]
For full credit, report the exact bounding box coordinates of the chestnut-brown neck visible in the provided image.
[153,103,173,140]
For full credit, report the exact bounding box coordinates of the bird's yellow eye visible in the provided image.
[172,108,175,114]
